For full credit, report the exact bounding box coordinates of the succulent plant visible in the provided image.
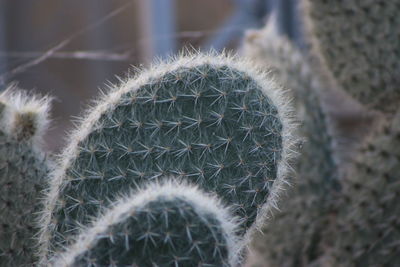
[243,0,400,264]
[0,88,52,267]
[1,0,398,265]
[329,110,400,266]
[302,0,400,113]
[39,52,297,263]
[50,181,240,267]
[243,21,339,266]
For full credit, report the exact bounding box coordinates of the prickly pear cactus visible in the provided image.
[40,52,296,262]
[329,110,400,266]
[50,181,240,267]
[244,22,339,266]
[302,0,400,113]
[0,89,52,267]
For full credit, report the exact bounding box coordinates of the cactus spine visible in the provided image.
[50,181,240,267]
[39,52,297,263]
[0,88,52,267]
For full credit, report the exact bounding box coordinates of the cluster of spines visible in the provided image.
[39,52,297,262]
[0,87,51,143]
[49,181,241,267]
[0,87,52,267]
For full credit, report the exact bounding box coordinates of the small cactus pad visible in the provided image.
[0,89,52,267]
[244,23,338,266]
[41,52,295,259]
[50,181,240,267]
[330,110,400,266]
[303,0,400,113]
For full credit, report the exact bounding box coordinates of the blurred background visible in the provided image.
[0,0,300,151]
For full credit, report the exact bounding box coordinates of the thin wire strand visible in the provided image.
[0,28,246,63]
[0,0,135,84]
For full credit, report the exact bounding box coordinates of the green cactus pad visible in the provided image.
[303,0,400,113]
[50,181,240,267]
[330,110,400,266]
[244,23,338,266]
[0,89,52,267]
[40,52,295,260]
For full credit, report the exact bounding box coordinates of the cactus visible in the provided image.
[50,181,241,267]
[243,21,339,266]
[39,52,297,262]
[302,0,400,113]
[327,110,400,266]
[0,88,52,267]
[298,1,400,264]
[1,0,397,264]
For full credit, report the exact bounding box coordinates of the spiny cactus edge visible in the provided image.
[243,20,339,266]
[50,180,241,267]
[39,52,298,264]
[0,87,53,267]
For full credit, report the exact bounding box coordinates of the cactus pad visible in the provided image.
[40,53,295,260]
[50,181,240,267]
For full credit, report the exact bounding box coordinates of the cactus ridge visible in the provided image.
[40,52,296,261]
[0,88,52,267]
[51,181,241,267]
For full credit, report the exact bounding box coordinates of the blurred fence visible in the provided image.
[0,0,299,150]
